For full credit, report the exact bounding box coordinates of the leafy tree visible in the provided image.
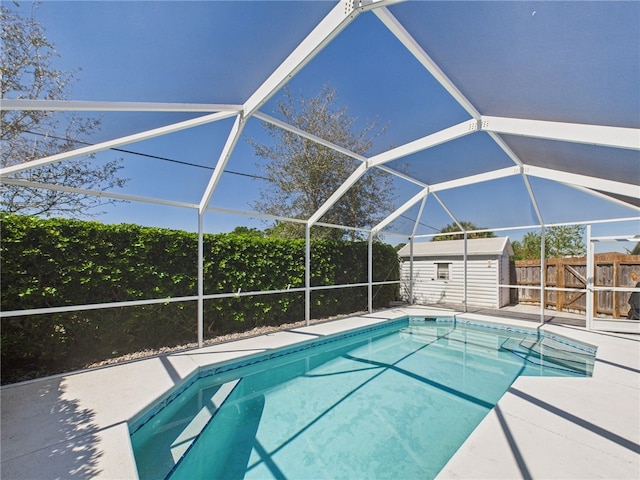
[432,221,495,241]
[546,225,586,258]
[511,233,543,261]
[263,221,305,239]
[228,226,264,237]
[248,85,394,240]
[511,225,586,260]
[0,4,126,217]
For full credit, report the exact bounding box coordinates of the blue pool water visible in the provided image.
[130,317,595,480]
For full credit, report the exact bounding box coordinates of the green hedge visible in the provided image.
[1,214,398,383]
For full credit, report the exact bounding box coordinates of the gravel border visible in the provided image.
[85,311,367,369]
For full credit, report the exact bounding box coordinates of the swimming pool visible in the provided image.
[130,317,596,480]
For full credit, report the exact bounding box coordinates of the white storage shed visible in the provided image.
[398,237,514,309]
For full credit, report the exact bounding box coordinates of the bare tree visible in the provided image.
[1,4,127,217]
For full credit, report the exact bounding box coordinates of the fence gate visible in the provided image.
[587,229,640,334]
[514,255,640,316]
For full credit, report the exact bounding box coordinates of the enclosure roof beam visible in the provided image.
[204,205,309,225]
[371,6,549,231]
[373,7,481,120]
[570,185,640,212]
[411,216,640,240]
[368,119,477,168]
[377,165,428,188]
[0,110,237,176]
[521,173,546,226]
[243,0,402,118]
[432,192,463,230]
[524,165,639,198]
[428,166,521,193]
[372,166,519,234]
[1,177,199,210]
[592,234,640,242]
[254,112,426,189]
[198,115,245,215]
[486,131,545,225]
[411,195,429,238]
[0,99,243,113]
[308,162,369,227]
[371,186,429,234]
[481,116,640,150]
[253,111,367,162]
[370,166,521,233]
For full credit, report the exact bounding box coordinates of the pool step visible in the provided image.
[169,378,240,462]
[501,337,592,374]
[402,326,501,356]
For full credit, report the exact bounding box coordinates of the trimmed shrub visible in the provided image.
[0,214,399,382]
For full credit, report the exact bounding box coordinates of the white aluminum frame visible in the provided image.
[2,0,639,341]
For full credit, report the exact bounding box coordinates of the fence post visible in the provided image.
[556,258,564,312]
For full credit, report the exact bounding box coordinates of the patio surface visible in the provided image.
[1,306,638,479]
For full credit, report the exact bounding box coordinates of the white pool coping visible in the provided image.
[1,306,638,479]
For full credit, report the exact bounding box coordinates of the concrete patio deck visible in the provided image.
[1,306,638,479]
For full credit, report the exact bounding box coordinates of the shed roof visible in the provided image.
[398,237,513,258]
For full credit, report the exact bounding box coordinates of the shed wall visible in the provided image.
[401,254,511,309]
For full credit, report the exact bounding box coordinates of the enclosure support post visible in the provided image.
[463,232,468,313]
[586,224,594,330]
[368,232,373,313]
[197,212,204,348]
[305,224,311,326]
[409,237,414,304]
[540,226,546,325]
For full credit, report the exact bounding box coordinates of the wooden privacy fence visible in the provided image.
[514,254,640,318]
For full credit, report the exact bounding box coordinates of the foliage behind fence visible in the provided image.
[0,214,399,383]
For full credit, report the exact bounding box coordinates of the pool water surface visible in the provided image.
[130,317,595,480]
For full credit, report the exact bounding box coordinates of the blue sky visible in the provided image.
[5,1,639,248]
